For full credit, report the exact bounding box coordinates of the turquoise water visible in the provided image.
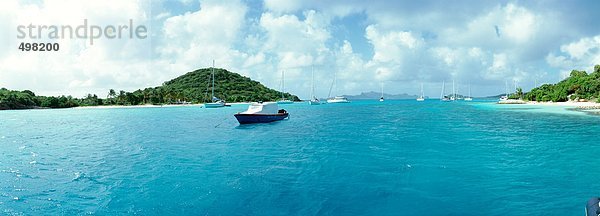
[1,100,599,215]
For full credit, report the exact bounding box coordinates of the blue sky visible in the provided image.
[1,0,599,99]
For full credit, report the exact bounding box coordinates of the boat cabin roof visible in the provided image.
[241,102,280,114]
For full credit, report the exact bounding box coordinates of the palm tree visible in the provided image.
[118,90,126,105]
[108,89,116,104]
[516,87,523,99]
[143,91,148,104]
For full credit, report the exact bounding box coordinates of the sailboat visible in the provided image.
[450,80,456,101]
[309,66,320,105]
[379,83,384,102]
[498,80,525,104]
[277,70,294,104]
[499,80,509,101]
[464,84,473,101]
[417,83,425,101]
[441,81,450,101]
[204,60,226,108]
[456,81,463,100]
[326,71,350,103]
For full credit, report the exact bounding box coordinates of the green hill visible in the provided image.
[161,67,299,103]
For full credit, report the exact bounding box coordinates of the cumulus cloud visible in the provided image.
[547,35,600,75]
[158,0,247,70]
[259,10,331,66]
[0,0,152,97]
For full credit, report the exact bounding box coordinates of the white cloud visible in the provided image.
[500,4,539,43]
[365,25,421,63]
[0,0,152,97]
[255,9,334,94]
[546,35,600,76]
[561,36,600,60]
[259,10,331,63]
[336,40,368,81]
[485,53,509,80]
[148,0,255,91]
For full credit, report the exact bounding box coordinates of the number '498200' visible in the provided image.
[18,42,59,51]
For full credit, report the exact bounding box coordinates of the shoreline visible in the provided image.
[494,100,600,116]
[524,101,600,109]
[73,102,253,110]
[496,100,600,108]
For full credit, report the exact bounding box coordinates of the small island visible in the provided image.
[0,68,300,110]
[524,65,600,103]
[496,65,600,113]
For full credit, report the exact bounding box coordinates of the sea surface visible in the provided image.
[1,100,599,215]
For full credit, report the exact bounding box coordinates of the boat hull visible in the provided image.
[234,113,289,124]
[586,197,600,216]
[326,99,350,103]
[276,100,294,104]
[309,100,320,105]
[204,103,225,108]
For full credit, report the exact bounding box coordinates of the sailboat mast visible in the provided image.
[441,81,445,99]
[211,60,215,101]
[469,84,471,97]
[421,83,424,98]
[452,80,455,98]
[328,70,336,98]
[381,83,383,98]
[505,80,509,97]
[281,70,285,100]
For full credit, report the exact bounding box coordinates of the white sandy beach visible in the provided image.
[492,100,600,116]
[525,101,600,108]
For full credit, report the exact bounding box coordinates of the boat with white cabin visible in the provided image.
[326,71,350,103]
[464,84,473,101]
[234,102,289,124]
[327,96,350,103]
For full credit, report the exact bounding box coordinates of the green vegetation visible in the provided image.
[0,88,81,109]
[161,67,299,103]
[0,68,300,110]
[524,65,600,102]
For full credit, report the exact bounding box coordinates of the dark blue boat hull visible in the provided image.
[234,113,289,124]
[586,197,600,216]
